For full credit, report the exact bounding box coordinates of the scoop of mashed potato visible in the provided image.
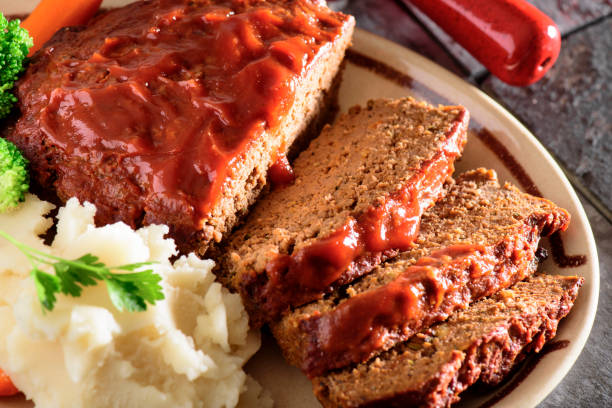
[0,195,272,408]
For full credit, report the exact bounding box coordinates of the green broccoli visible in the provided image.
[0,13,33,119]
[0,137,29,212]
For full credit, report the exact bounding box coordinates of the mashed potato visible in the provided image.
[0,195,272,408]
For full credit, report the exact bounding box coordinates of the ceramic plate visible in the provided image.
[0,2,599,407]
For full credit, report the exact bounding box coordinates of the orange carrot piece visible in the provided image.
[0,368,19,397]
[20,0,103,56]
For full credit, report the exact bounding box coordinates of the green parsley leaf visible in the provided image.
[104,270,164,312]
[104,278,147,312]
[109,270,165,303]
[113,262,157,271]
[31,267,61,311]
[0,229,164,313]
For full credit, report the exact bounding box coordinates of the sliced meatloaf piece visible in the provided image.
[313,274,583,408]
[273,169,570,376]
[7,0,355,254]
[220,98,469,326]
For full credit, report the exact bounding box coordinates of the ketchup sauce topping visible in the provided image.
[25,0,347,240]
[249,111,468,321]
[343,50,586,270]
[268,154,295,187]
[301,220,548,377]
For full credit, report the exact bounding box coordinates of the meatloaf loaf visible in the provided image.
[8,0,354,254]
[219,98,469,326]
[273,168,570,376]
[313,274,583,408]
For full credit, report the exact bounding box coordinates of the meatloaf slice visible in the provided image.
[273,169,570,376]
[313,274,583,408]
[220,98,469,326]
[8,0,354,254]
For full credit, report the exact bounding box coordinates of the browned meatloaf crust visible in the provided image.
[313,274,583,408]
[273,169,570,377]
[7,0,354,254]
[219,97,469,326]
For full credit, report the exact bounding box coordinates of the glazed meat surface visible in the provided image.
[8,0,354,252]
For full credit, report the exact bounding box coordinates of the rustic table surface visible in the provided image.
[329,0,612,407]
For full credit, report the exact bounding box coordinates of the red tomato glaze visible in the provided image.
[13,0,349,244]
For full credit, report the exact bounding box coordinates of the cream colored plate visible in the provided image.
[0,2,599,408]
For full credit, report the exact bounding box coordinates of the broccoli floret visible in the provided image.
[0,137,29,212]
[0,14,33,119]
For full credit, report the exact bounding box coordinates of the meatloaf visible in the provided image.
[313,274,583,408]
[273,169,570,376]
[8,0,354,254]
[219,98,469,326]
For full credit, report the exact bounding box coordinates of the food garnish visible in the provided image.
[0,14,32,119]
[20,0,102,56]
[0,0,102,118]
[0,230,164,312]
[0,368,18,397]
[0,137,29,212]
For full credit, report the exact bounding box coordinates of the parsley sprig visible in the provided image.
[0,230,164,312]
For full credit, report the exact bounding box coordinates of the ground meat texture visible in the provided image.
[219,97,469,326]
[272,169,571,376]
[8,0,354,254]
[312,274,583,408]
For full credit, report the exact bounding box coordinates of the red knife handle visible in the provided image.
[409,0,561,86]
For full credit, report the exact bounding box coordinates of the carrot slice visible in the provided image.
[0,368,19,397]
[20,0,103,56]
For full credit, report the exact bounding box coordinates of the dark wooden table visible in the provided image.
[329,0,612,406]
